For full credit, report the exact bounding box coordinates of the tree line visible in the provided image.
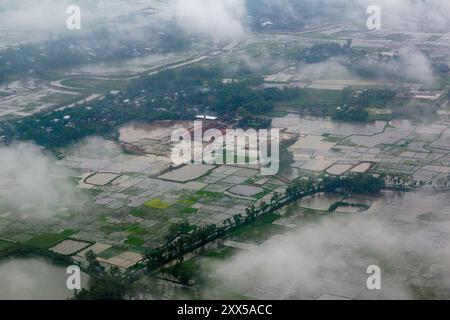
[0,23,191,83]
[144,173,385,278]
[73,173,385,297]
[0,67,302,148]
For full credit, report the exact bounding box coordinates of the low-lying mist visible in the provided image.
[0,142,86,218]
[167,0,247,42]
[213,201,450,299]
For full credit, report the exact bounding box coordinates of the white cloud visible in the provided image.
[0,142,85,217]
[167,0,247,42]
[213,209,448,299]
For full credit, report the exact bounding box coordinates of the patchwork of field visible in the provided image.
[145,189,450,300]
[1,112,449,272]
[214,190,450,300]
[1,111,449,273]
[0,121,288,270]
[273,114,450,188]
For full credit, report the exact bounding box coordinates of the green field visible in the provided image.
[25,229,76,249]
[125,236,146,246]
[0,239,14,252]
[97,246,127,259]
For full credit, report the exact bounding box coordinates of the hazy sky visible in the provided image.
[2,0,450,45]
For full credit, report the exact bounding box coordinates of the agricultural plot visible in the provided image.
[167,189,450,300]
[350,162,372,173]
[229,185,264,197]
[0,135,289,270]
[158,165,215,183]
[85,172,121,186]
[2,112,448,273]
[277,114,450,186]
[326,164,353,175]
[50,240,91,256]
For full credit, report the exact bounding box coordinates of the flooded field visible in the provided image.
[276,114,450,188]
[159,164,215,183]
[272,114,387,136]
[326,163,353,175]
[0,256,89,300]
[229,185,264,197]
[85,172,121,186]
[175,189,450,300]
[299,192,344,211]
[350,162,372,173]
[61,49,209,77]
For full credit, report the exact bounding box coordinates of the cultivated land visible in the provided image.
[1,13,450,300]
[274,114,450,189]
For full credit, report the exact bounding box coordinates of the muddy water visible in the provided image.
[0,256,89,300]
[299,192,345,211]
[119,120,193,143]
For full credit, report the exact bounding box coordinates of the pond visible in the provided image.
[0,256,89,300]
[299,192,345,211]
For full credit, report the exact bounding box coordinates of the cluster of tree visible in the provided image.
[0,92,187,148]
[164,262,192,286]
[74,251,129,300]
[0,23,190,83]
[0,241,73,264]
[0,67,302,148]
[211,84,299,117]
[295,41,366,64]
[332,88,396,122]
[347,88,396,108]
[332,107,369,122]
[122,67,298,120]
[145,224,220,271]
[322,173,385,194]
[328,201,369,212]
[0,67,222,147]
[285,178,319,200]
[297,43,346,64]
